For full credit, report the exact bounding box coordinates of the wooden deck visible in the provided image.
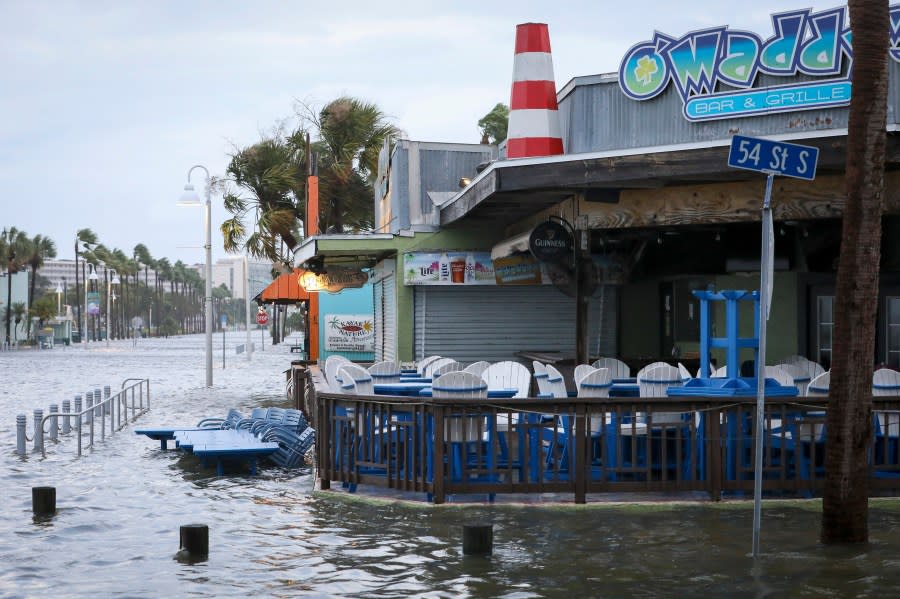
[297,368,900,504]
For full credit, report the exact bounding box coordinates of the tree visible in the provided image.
[478,102,509,144]
[0,227,28,345]
[221,131,305,270]
[299,96,401,234]
[24,234,57,335]
[11,301,26,342]
[821,0,889,544]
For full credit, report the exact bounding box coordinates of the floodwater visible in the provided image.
[2,334,900,598]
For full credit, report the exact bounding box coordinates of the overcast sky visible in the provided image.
[1,0,843,266]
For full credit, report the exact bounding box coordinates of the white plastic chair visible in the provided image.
[430,358,463,380]
[774,362,809,395]
[574,364,598,393]
[532,361,550,396]
[874,368,900,395]
[338,363,375,396]
[874,368,900,437]
[431,371,488,443]
[764,365,796,389]
[482,361,532,398]
[806,370,831,397]
[677,362,693,383]
[367,360,401,384]
[543,364,569,399]
[578,368,612,435]
[592,357,630,379]
[416,355,442,376]
[463,361,491,379]
[638,363,685,425]
[324,355,352,392]
[636,361,671,382]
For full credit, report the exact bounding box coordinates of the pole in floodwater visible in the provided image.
[32,486,56,516]
[179,524,209,558]
[48,404,58,442]
[62,400,71,435]
[32,409,43,453]
[462,523,493,556]
[16,414,26,456]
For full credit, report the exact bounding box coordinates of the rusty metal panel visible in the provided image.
[560,73,857,154]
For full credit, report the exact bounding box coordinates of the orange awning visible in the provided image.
[257,269,311,304]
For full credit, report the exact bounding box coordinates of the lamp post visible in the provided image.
[106,269,120,347]
[85,263,98,347]
[55,281,63,316]
[244,255,252,360]
[178,164,213,387]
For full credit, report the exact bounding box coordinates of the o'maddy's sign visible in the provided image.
[618,4,900,122]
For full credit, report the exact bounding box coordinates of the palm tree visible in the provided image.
[821,0,889,544]
[1,227,27,345]
[300,96,400,233]
[74,228,98,341]
[11,301,26,342]
[221,132,304,269]
[24,234,57,338]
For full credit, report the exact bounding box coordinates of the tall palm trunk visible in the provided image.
[821,0,889,544]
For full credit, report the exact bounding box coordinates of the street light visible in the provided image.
[85,263,98,346]
[178,164,213,387]
[106,269,120,347]
[55,281,63,316]
[244,255,252,361]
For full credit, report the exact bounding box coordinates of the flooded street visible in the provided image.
[2,334,900,598]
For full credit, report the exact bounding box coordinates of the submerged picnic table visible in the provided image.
[136,427,279,475]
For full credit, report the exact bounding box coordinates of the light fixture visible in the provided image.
[299,271,320,291]
[177,164,213,387]
[458,177,471,188]
[714,231,721,242]
[87,263,99,281]
[657,233,663,245]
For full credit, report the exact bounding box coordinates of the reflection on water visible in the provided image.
[1,335,900,597]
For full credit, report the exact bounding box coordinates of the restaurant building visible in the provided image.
[298,7,900,372]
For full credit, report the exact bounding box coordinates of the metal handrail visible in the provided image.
[38,378,151,457]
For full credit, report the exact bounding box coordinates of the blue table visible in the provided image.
[172,429,279,475]
[610,384,640,398]
[374,382,432,396]
[418,388,519,398]
[398,376,433,383]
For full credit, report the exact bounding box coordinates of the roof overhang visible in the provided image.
[439,129,885,227]
[293,233,397,271]
[255,268,311,305]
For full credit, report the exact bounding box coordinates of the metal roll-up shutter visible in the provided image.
[373,261,397,362]
[413,285,618,363]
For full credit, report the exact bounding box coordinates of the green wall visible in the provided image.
[619,272,799,369]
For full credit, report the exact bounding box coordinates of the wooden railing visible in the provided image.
[305,373,900,504]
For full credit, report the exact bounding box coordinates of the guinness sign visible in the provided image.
[529,220,573,263]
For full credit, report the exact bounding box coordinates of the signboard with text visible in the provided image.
[324,314,374,352]
[727,135,819,180]
[617,5,900,121]
[403,252,495,285]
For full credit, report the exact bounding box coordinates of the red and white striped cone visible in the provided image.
[506,23,564,159]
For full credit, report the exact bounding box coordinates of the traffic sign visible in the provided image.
[727,135,819,180]
[256,311,268,325]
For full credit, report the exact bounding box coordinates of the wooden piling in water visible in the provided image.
[32,486,56,516]
[180,524,209,557]
[462,523,493,556]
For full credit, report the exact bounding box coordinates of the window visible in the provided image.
[888,296,900,369]
[817,295,834,369]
